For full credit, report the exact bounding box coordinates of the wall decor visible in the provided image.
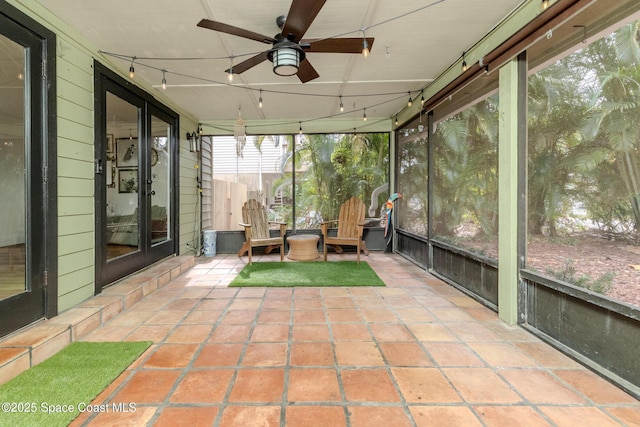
[118,168,138,193]
[116,137,138,167]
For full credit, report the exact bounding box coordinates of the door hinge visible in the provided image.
[43,270,48,288]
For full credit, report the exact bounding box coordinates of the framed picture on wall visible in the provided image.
[118,168,138,193]
[116,138,138,167]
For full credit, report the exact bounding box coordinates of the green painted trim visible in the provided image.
[498,59,519,325]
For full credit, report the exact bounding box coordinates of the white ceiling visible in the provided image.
[35,0,524,127]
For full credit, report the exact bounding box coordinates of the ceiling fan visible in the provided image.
[197,0,374,83]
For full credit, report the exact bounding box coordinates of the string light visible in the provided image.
[363,108,367,121]
[227,58,234,82]
[542,0,549,10]
[461,52,468,72]
[129,57,136,78]
[258,89,263,108]
[104,52,428,132]
[161,70,167,90]
[421,92,425,107]
[299,122,303,135]
[395,115,399,126]
[361,29,370,58]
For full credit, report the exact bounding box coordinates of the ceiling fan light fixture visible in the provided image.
[271,46,300,76]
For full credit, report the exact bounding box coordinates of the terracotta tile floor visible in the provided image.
[70,252,640,426]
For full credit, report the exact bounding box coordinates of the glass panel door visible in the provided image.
[150,115,171,245]
[0,35,25,301]
[95,62,178,288]
[0,8,52,338]
[106,92,141,260]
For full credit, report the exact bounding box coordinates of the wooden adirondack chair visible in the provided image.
[320,196,369,264]
[237,199,287,265]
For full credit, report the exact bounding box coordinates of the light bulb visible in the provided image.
[395,116,398,126]
[407,93,412,107]
[129,64,135,79]
[299,122,303,135]
[462,60,468,72]
[339,96,344,112]
[363,109,367,121]
[227,70,233,82]
[542,0,549,10]
[259,90,263,109]
[161,71,167,90]
[362,39,369,58]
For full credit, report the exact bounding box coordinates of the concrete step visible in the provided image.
[0,255,195,385]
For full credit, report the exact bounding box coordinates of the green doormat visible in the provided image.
[0,341,151,427]
[229,261,385,287]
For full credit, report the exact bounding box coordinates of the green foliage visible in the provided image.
[544,259,614,294]
[431,94,499,238]
[397,124,429,234]
[528,20,640,235]
[278,133,389,228]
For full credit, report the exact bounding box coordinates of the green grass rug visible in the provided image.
[229,261,385,287]
[0,341,151,427]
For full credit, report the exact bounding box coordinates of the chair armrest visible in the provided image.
[320,220,338,237]
[269,221,287,236]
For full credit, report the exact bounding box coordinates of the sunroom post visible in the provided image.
[498,58,521,325]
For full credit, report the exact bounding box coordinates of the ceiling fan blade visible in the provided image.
[304,37,375,54]
[225,51,269,74]
[297,58,320,83]
[281,0,327,42]
[197,19,275,44]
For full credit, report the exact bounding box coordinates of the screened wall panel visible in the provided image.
[396,117,428,236]
[526,16,640,311]
[431,92,499,260]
